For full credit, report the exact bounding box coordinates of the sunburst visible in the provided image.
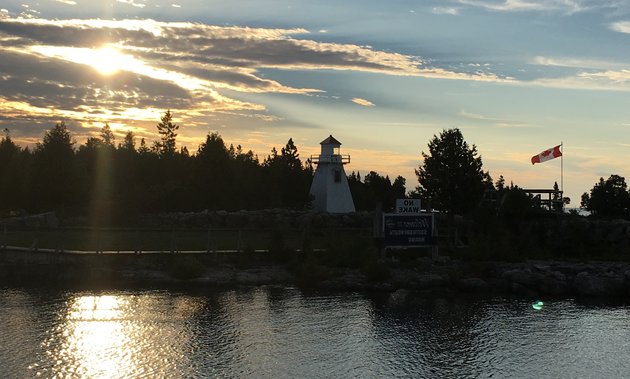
[31,45,138,76]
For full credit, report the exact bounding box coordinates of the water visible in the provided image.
[2,286,630,378]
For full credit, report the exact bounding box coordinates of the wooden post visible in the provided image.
[373,202,385,260]
[170,229,176,253]
[207,227,211,253]
[431,214,439,261]
[1,223,6,250]
[134,229,140,254]
[237,229,243,252]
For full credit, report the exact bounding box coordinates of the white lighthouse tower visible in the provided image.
[309,135,355,213]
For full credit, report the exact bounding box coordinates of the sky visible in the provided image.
[2,0,630,204]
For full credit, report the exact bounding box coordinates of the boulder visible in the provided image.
[414,274,445,289]
[502,269,544,288]
[458,277,489,292]
[573,271,625,296]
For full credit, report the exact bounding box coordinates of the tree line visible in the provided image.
[1,112,625,223]
[0,111,406,224]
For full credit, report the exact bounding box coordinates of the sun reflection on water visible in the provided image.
[33,292,206,378]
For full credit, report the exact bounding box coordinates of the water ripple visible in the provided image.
[2,287,630,378]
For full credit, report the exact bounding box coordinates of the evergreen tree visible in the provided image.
[119,131,136,152]
[416,128,487,214]
[0,130,29,212]
[138,138,150,155]
[155,110,179,157]
[100,123,115,147]
[32,122,76,212]
[581,175,630,219]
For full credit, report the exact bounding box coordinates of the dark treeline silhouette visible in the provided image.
[348,171,406,212]
[0,113,405,224]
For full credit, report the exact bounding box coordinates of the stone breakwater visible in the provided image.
[2,246,630,298]
[325,260,630,297]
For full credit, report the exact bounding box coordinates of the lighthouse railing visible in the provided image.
[310,154,350,164]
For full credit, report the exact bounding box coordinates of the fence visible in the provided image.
[0,224,373,254]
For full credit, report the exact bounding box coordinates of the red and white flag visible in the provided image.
[531,145,562,165]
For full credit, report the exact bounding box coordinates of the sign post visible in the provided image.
[395,198,421,214]
[381,198,437,259]
[383,213,434,248]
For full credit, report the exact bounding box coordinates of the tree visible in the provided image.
[263,138,312,209]
[155,110,179,157]
[0,131,29,212]
[119,131,136,152]
[32,122,77,212]
[416,128,487,214]
[581,175,630,219]
[100,123,115,147]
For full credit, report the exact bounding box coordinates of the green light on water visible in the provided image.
[532,301,544,310]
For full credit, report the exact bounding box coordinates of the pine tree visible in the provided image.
[100,123,115,147]
[155,110,179,157]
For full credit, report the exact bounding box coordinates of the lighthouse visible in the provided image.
[309,135,355,213]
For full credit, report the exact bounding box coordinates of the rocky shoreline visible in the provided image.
[3,248,630,298]
[202,259,630,298]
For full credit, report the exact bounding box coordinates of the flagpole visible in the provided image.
[560,141,564,197]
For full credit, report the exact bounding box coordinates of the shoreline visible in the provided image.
[2,248,630,298]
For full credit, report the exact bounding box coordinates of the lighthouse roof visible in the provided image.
[320,135,342,146]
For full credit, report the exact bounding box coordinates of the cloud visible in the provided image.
[0,16,513,144]
[351,98,375,107]
[530,55,626,70]
[56,0,77,5]
[459,109,503,121]
[528,69,630,91]
[459,109,533,128]
[610,21,630,33]
[458,0,588,13]
[432,7,460,15]
[116,0,146,8]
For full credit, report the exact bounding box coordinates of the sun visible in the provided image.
[86,46,134,76]
[30,45,140,77]
[90,47,123,76]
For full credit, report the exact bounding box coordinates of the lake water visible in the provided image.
[1,286,630,378]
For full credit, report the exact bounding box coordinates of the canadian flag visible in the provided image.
[531,145,562,165]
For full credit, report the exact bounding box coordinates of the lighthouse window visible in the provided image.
[334,169,341,183]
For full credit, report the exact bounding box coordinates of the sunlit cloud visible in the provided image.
[351,98,375,107]
[0,15,514,139]
[459,109,502,121]
[531,55,626,70]
[432,7,460,15]
[529,70,630,91]
[116,0,146,8]
[56,0,77,5]
[610,21,630,34]
[458,0,587,13]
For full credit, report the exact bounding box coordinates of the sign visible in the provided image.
[395,198,421,214]
[383,213,434,247]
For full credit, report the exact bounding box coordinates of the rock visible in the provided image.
[458,277,489,292]
[389,288,409,303]
[502,269,544,288]
[573,271,625,296]
[414,274,445,289]
[538,276,571,296]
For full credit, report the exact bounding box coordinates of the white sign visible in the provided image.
[395,198,421,214]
